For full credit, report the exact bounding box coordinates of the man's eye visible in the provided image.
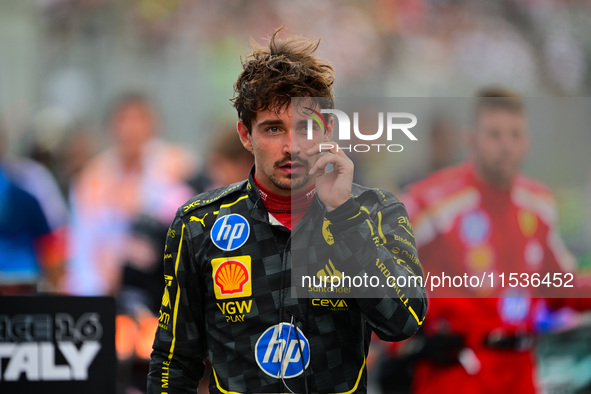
[296,125,309,135]
[299,123,320,134]
[267,126,280,133]
[487,129,500,139]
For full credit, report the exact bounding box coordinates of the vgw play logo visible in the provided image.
[255,323,310,379]
[304,106,418,153]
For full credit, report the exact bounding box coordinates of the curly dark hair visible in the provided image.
[231,28,335,133]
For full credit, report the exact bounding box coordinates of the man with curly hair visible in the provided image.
[148,29,427,394]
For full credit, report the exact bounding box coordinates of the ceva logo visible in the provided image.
[255,323,310,379]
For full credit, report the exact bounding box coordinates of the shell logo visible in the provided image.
[215,261,249,294]
[211,256,252,299]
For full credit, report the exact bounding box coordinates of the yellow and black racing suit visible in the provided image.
[148,170,427,393]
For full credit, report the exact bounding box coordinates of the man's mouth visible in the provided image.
[278,161,305,174]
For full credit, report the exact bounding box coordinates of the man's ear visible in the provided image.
[324,116,334,141]
[237,121,253,152]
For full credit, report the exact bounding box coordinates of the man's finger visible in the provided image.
[309,153,334,176]
[309,152,350,176]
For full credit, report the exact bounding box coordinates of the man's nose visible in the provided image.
[499,133,515,152]
[282,130,301,156]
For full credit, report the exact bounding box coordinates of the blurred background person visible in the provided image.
[32,121,98,201]
[398,88,591,393]
[66,92,197,296]
[188,127,254,194]
[1,128,69,292]
[63,93,197,393]
[0,125,65,294]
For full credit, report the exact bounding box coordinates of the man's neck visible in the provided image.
[254,175,315,230]
[474,163,513,190]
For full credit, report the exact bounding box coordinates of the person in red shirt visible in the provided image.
[401,88,586,393]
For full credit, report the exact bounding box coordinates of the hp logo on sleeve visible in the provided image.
[211,214,250,251]
[255,323,310,379]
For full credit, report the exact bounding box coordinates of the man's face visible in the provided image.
[237,104,332,196]
[112,102,156,159]
[472,107,529,187]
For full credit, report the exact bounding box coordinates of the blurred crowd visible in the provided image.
[2,0,591,393]
[4,0,591,158]
[0,91,254,392]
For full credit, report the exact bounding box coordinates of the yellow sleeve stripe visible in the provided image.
[168,223,185,362]
[355,206,375,236]
[347,210,362,220]
[329,356,366,394]
[377,211,387,244]
[366,219,374,236]
[344,206,372,221]
[213,195,249,215]
[212,367,242,394]
[408,305,424,326]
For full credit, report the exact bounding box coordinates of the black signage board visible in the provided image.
[0,296,116,394]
